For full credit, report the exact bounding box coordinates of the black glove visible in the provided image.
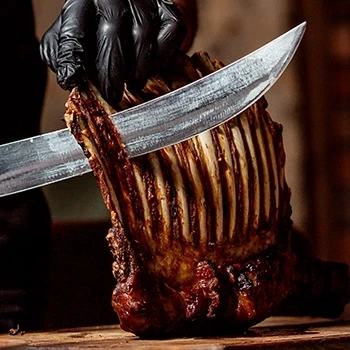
[40,0,186,109]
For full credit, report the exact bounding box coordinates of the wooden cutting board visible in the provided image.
[2,317,350,349]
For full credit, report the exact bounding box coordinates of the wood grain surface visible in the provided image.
[2,317,350,349]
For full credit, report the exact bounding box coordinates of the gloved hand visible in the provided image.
[40,0,186,109]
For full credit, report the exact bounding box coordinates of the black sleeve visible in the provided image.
[0,0,47,144]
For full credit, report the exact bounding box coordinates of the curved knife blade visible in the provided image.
[0,22,306,197]
[117,21,306,157]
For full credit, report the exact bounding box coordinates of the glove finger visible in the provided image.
[156,0,186,59]
[95,0,133,108]
[56,0,95,91]
[39,15,61,73]
[127,0,159,90]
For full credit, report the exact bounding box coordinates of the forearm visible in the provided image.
[173,0,198,51]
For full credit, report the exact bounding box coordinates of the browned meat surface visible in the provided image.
[63,51,350,337]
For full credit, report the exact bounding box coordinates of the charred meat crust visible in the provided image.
[107,226,292,337]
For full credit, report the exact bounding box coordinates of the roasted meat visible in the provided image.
[63,51,350,337]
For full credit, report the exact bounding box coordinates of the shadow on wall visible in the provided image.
[44,222,117,329]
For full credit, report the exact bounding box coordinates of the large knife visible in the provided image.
[0,22,306,197]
